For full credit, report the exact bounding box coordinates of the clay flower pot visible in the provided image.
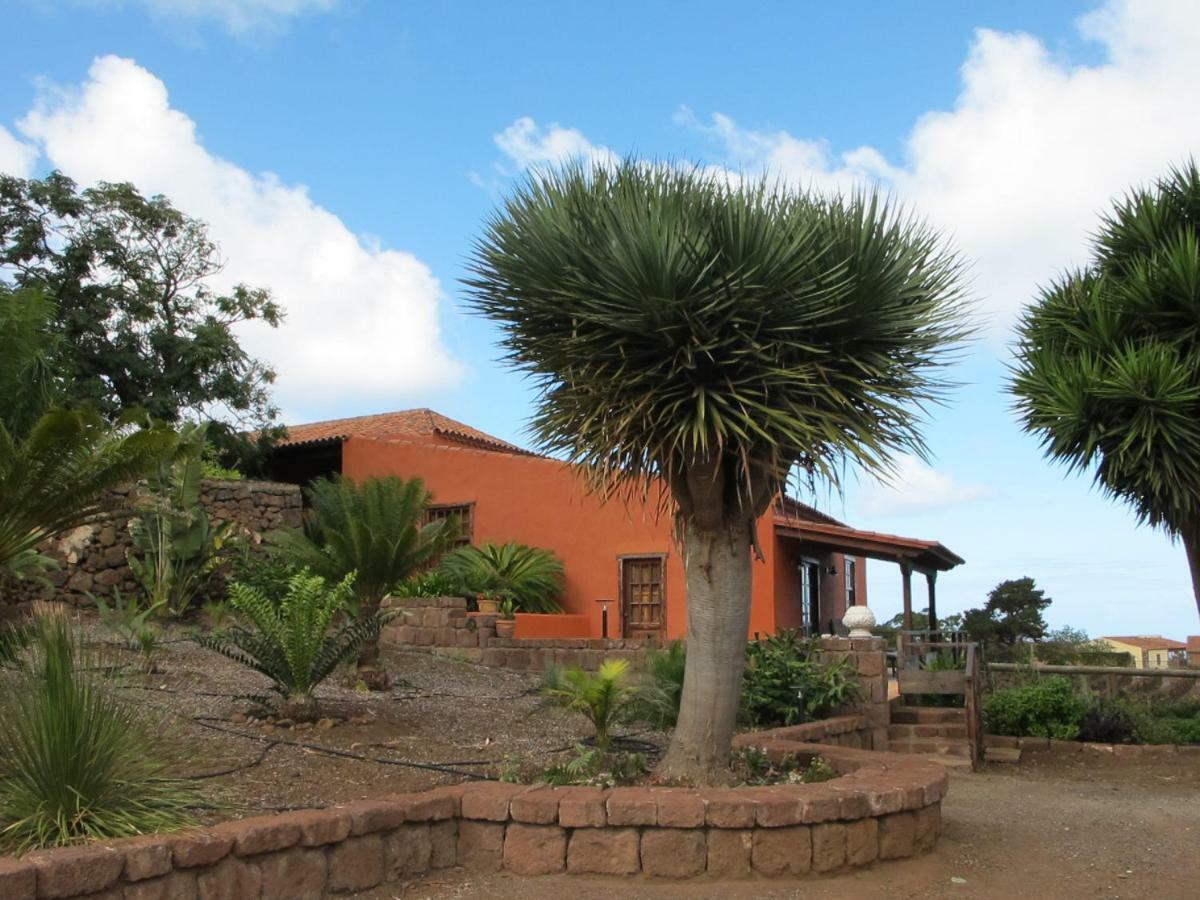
[476,595,500,614]
[495,619,516,638]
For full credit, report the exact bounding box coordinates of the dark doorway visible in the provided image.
[799,559,821,636]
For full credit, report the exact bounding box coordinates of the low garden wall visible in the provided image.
[0,735,948,898]
[985,734,1200,759]
[0,479,302,610]
[383,598,891,751]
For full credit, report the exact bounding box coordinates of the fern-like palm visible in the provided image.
[200,571,384,720]
[439,541,564,613]
[542,658,632,750]
[269,475,457,682]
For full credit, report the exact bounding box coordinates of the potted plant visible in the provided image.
[476,593,501,615]
[494,596,517,638]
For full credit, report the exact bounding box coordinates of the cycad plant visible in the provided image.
[542,658,633,750]
[127,423,235,617]
[627,641,687,729]
[1011,160,1200,620]
[0,613,195,852]
[439,541,564,613]
[467,160,968,780]
[199,570,385,721]
[269,475,458,685]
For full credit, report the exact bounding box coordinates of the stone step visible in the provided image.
[891,705,966,725]
[913,753,974,770]
[889,737,973,759]
[984,747,1023,764]
[888,723,968,740]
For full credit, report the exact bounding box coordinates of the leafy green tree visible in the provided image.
[439,541,564,613]
[0,172,284,453]
[963,577,1051,648]
[0,286,60,437]
[466,161,968,781]
[200,571,384,721]
[269,475,458,686]
[1010,161,1200,620]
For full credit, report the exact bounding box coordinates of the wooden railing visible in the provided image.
[986,661,1200,702]
[896,629,985,769]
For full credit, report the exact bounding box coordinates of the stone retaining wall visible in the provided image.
[0,737,947,898]
[985,734,1200,759]
[0,480,302,608]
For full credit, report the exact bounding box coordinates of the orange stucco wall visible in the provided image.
[343,436,863,640]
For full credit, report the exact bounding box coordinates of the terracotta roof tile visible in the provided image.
[277,409,532,455]
[1102,636,1188,651]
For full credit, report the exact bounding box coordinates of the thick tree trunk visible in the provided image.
[655,518,753,784]
[356,599,391,691]
[1185,527,1200,623]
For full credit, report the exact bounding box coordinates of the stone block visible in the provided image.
[704,790,756,828]
[226,816,301,856]
[344,799,407,835]
[122,837,174,882]
[509,785,560,824]
[751,825,812,876]
[607,787,657,826]
[796,786,842,823]
[655,791,706,828]
[290,809,352,847]
[811,822,847,872]
[845,817,879,866]
[196,857,261,900]
[257,847,326,900]
[430,820,458,869]
[457,820,505,871]
[326,834,385,893]
[915,803,941,853]
[566,827,641,875]
[122,871,199,900]
[857,652,884,677]
[640,829,707,878]
[173,831,235,869]
[385,823,432,878]
[879,811,916,859]
[556,787,608,828]
[706,829,753,877]
[0,857,35,900]
[502,823,566,875]
[30,844,125,899]
[460,782,522,821]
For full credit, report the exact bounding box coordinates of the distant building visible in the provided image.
[1098,636,1188,669]
[1188,636,1200,669]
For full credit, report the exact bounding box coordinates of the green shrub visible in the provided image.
[626,640,686,729]
[982,677,1087,740]
[731,747,838,785]
[542,659,633,750]
[740,630,860,727]
[0,615,195,852]
[538,743,648,787]
[439,541,564,613]
[199,571,388,721]
[1077,698,1139,744]
[392,569,468,599]
[228,546,301,600]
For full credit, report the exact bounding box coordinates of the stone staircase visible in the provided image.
[888,704,974,768]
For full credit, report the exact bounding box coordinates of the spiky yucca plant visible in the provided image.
[542,658,634,750]
[0,614,195,852]
[200,571,386,720]
[439,541,564,613]
[269,475,457,684]
[1011,161,1200,620]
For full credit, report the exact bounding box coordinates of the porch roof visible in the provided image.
[773,517,964,572]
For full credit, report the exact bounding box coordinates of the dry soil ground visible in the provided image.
[60,617,1200,899]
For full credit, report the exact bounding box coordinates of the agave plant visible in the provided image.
[199,570,387,721]
[542,658,633,750]
[0,613,195,852]
[439,541,564,613]
[269,475,457,685]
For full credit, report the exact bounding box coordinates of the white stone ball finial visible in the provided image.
[842,605,876,638]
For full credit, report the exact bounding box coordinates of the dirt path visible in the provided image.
[364,754,1200,900]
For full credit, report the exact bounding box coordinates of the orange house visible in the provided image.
[267,409,963,642]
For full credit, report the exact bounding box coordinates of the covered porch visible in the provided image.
[773,518,964,635]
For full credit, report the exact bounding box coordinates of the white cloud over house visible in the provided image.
[0,126,36,177]
[79,0,341,33]
[857,454,991,517]
[12,55,462,420]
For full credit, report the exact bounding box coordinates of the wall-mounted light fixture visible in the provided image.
[826,563,838,576]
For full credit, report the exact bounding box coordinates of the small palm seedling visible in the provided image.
[542,658,633,750]
[627,640,687,729]
[0,614,195,852]
[200,570,388,721]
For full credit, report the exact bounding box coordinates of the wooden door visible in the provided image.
[621,556,665,643]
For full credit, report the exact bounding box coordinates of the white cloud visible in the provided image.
[0,126,37,177]
[15,55,462,420]
[81,0,341,32]
[858,454,990,517]
[493,116,617,173]
[679,0,1200,337]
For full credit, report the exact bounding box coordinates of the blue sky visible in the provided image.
[3,0,1198,638]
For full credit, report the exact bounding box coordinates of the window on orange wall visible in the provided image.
[844,557,857,606]
[424,503,473,549]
